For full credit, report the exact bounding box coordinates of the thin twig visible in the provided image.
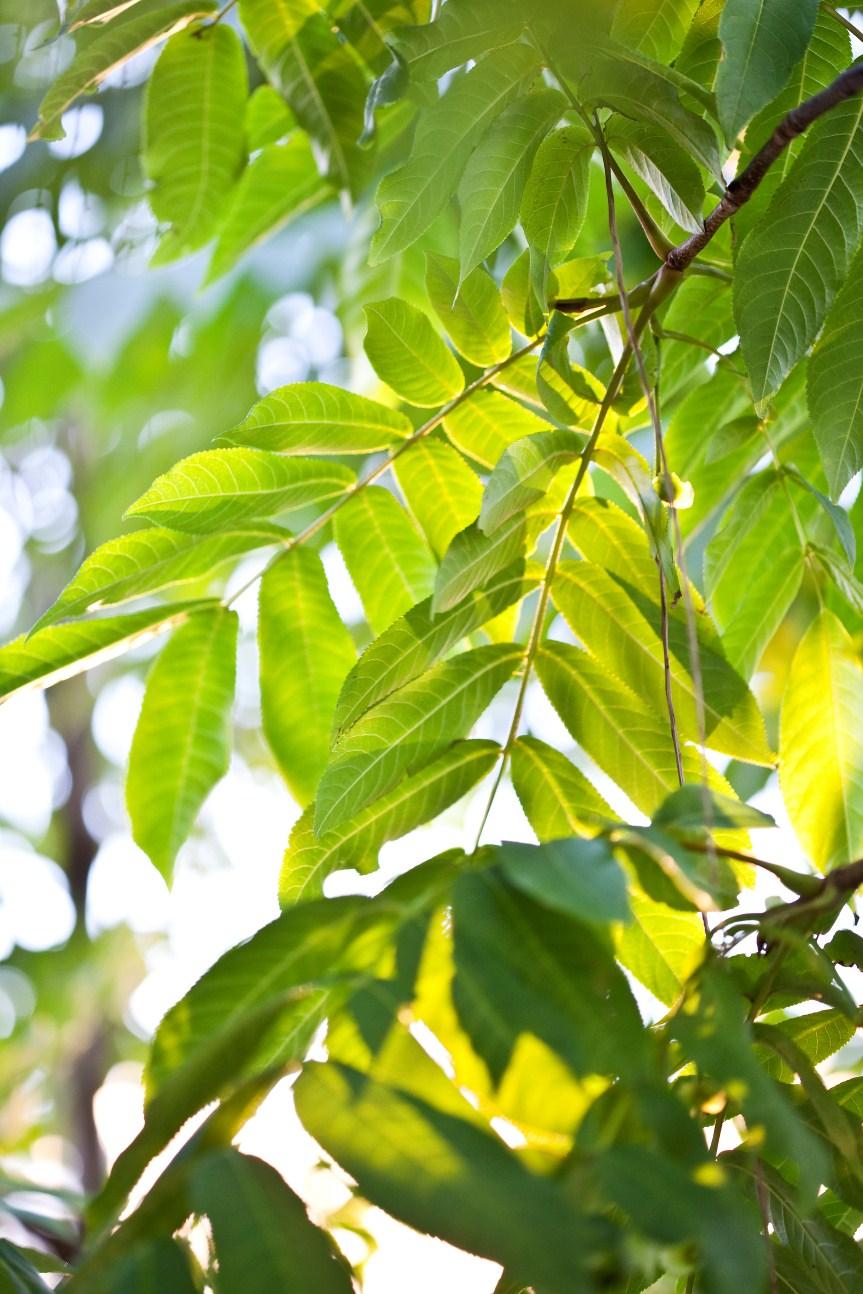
[598,126,688,781]
[666,61,863,271]
[471,284,671,850]
[598,122,718,934]
[827,4,863,44]
[223,330,555,609]
[196,0,237,29]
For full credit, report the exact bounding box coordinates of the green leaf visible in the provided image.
[294,1061,605,1294]
[126,449,355,532]
[510,735,613,838]
[69,0,148,30]
[238,0,368,193]
[732,6,851,243]
[393,439,482,558]
[551,562,774,766]
[145,24,247,264]
[716,0,819,142]
[371,43,541,263]
[496,838,631,927]
[735,94,863,403]
[536,641,734,816]
[332,563,529,737]
[364,298,464,407]
[204,136,327,284]
[333,486,436,634]
[102,892,410,1220]
[0,1241,52,1293]
[221,380,412,455]
[79,1240,198,1294]
[704,470,806,678]
[615,889,705,1005]
[192,1150,352,1293]
[479,430,584,534]
[259,549,355,806]
[0,603,206,705]
[731,1157,863,1294]
[759,1009,856,1083]
[32,0,216,140]
[596,1146,765,1294]
[146,895,388,1095]
[126,607,237,879]
[808,248,863,500]
[315,642,521,833]
[780,609,863,871]
[607,117,704,234]
[452,868,647,1083]
[443,389,550,469]
[611,0,701,64]
[280,740,499,904]
[33,525,287,629]
[425,254,512,369]
[458,89,565,280]
[433,516,527,614]
[521,126,593,297]
[245,83,294,150]
[390,0,524,82]
[653,785,775,832]
[566,43,721,178]
[671,962,824,1198]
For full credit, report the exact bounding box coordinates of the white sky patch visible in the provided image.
[1,208,56,286]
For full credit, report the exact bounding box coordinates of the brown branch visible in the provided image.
[667,61,863,272]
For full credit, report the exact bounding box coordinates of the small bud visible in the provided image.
[652,471,694,509]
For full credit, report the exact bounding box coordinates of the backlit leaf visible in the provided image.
[479,430,584,534]
[808,247,863,500]
[0,603,207,705]
[33,0,215,140]
[510,736,613,838]
[222,381,412,456]
[333,486,437,634]
[259,549,355,806]
[126,449,355,532]
[145,23,247,264]
[458,89,565,279]
[333,563,529,737]
[280,740,498,904]
[33,525,287,629]
[393,439,482,558]
[238,0,368,192]
[425,254,512,369]
[315,643,521,832]
[126,606,238,878]
[780,609,863,871]
[551,561,773,765]
[192,1150,352,1293]
[205,136,328,284]
[364,298,464,406]
[294,1060,605,1294]
[371,43,541,263]
[443,389,550,469]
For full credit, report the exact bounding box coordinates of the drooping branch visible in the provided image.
[666,61,863,272]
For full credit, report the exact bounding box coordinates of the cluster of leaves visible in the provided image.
[4,0,863,1291]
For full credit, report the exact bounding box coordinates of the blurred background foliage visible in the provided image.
[0,0,368,1249]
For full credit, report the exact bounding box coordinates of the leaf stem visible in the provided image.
[826,4,863,44]
[471,284,669,850]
